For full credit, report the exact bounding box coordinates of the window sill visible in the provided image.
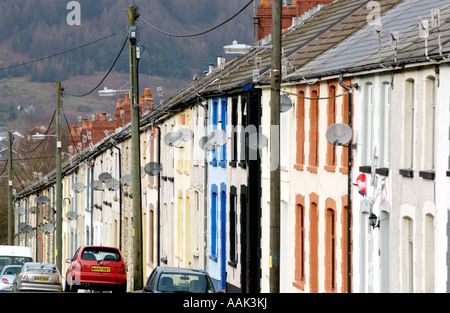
[376,167,389,176]
[294,163,304,171]
[447,171,450,177]
[307,165,318,173]
[399,169,414,178]
[292,280,305,290]
[209,255,218,262]
[228,260,237,268]
[324,165,336,172]
[419,170,435,180]
[359,165,372,173]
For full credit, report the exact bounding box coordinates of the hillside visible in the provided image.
[0,0,255,126]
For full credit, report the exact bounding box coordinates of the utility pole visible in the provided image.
[269,0,281,293]
[128,4,143,291]
[7,131,13,245]
[55,82,63,272]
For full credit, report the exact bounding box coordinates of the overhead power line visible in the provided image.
[139,0,254,38]
[64,35,128,97]
[0,30,125,72]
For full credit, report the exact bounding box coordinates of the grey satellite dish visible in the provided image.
[280,94,293,113]
[144,162,161,176]
[326,123,353,146]
[18,222,27,231]
[16,207,26,216]
[23,225,34,233]
[247,133,268,150]
[30,206,38,214]
[106,178,120,191]
[66,211,78,220]
[36,196,50,204]
[164,132,183,148]
[93,180,104,191]
[120,175,132,186]
[99,172,112,183]
[199,129,227,151]
[43,224,55,234]
[72,182,85,193]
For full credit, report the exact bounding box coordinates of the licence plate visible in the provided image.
[91,267,110,272]
[35,276,50,281]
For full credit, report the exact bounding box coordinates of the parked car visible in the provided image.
[142,267,217,293]
[65,246,127,293]
[0,265,22,292]
[12,262,63,292]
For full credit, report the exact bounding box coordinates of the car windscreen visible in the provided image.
[157,273,215,293]
[81,248,121,262]
[2,266,21,276]
[0,256,33,273]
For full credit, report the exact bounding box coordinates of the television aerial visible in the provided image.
[199,129,227,151]
[325,123,353,147]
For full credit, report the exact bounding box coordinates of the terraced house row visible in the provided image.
[13,0,450,292]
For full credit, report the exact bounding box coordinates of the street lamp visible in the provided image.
[31,133,56,140]
[223,40,272,54]
[98,87,130,97]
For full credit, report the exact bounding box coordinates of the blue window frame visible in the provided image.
[210,184,218,261]
[219,98,227,168]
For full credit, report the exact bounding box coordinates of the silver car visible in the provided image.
[0,265,22,292]
[13,262,63,292]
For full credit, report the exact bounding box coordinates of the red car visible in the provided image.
[65,246,127,293]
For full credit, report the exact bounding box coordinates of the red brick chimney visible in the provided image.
[256,0,335,41]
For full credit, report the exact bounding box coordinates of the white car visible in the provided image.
[0,265,22,292]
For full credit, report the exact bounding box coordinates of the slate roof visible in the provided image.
[285,0,450,80]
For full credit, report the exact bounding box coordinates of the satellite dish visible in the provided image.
[66,211,78,220]
[164,132,183,148]
[30,206,38,214]
[43,224,55,234]
[23,225,34,233]
[199,129,227,151]
[247,133,268,150]
[99,172,112,183]
[120,175,132,186]
[106,178,120,191]
[72,182,85,193]
[144,162,161,176]
[280,94,293,113]
[16,207,26,215]
[178,128,194,142]
[93,180,104,191]
[326,123,353,146]
[36,196,50,204]
[18,222,27,231]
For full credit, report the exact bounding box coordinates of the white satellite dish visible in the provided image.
[16,207,26,215]
[178,128,194,142]
[72,182,85,193]
[36,196,50,204]
[164,132,183,148]
[99,172,112,183]
[66,211,78,220]
[43,224,55,234]
[199,129,227,151]
[144,162,161,176]
[93,180,104,191]
[106,179,120,191]
[247,133,268,150]
[120,175,132,186]
[325,123,353,146]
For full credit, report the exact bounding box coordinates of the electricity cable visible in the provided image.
[64,35,128,97]
[139,0,253,38]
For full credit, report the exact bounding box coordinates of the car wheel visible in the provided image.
[65,277,78,293]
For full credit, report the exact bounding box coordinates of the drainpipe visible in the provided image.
[112,145,122,250]
[153,125,161,267]
[90,161,94,245]
[339,73,352,293]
